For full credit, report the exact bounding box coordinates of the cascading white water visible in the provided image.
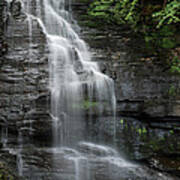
[1,127,8,148]
[22,0,116,146]
[13,0,117,178]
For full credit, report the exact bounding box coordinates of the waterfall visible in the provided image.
[6,0,117,178]
[22,0,116,147]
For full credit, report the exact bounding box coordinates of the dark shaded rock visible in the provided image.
[10,0,24,17]
[0,150,22,179]
[0,0,9,56]
[0,0,50,141]
[72,0,180,120]
[11,146,178,180]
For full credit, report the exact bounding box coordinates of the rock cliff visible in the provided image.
[71,0,180,120]
[0,0,51,141]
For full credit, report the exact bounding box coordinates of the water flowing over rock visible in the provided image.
[29,0,116,146]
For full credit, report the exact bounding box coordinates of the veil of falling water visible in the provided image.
[15,0,117,178]
[23,0,116,147]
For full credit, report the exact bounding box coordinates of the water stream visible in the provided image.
[38,0,116,147]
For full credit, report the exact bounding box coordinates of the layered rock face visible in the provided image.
[0,0,51,140]
[71,0,180,120]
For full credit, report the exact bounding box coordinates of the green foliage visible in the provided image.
[124,0,140,26]
[136,127,147,135]
[161,37,176,49]
[169,85,176,96]
[159,25,175,36]
[88,0,180,71]
[82,100,98,110]
[88,0,180,28]
[88,0,113,22]
[88,0,180,50]
[73,100,98,110]
[88,0,141,27]
[142,127,147,134]
[153,0,180,28]
[0,170,14,180]
[120,119,124,124]
[144,26,176,50]
[168,83,180,97]
[170,56,180,73]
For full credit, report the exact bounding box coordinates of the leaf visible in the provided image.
[120,119,124,124]
[161,37,176,49]
[142,128,147,134]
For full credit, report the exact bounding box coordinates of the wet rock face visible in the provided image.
[0,0,51,139]
[71,0,180,119]
[12,143,178,180]
[0,0,8,56]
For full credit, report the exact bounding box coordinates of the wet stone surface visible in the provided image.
[2,142,177,180]
[0,116,179,179]
[96,116,180,177]
[0,0,51,140]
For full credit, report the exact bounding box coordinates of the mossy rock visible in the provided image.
[0,162,18,180]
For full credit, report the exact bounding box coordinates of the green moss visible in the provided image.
[168,85,177,96]
[170,56,180,74]
[82,100,98,110]
[72,100,98,110]
[161,37,176,49]
[0,170,15,180]
[79,20,99,28]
